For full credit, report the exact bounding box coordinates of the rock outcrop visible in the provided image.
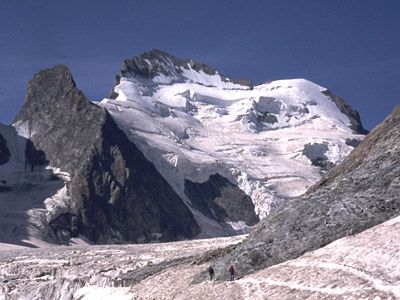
[13,65,200,243]
[195,105,400,281]
[322,89,368,134]
[184,174,259,230]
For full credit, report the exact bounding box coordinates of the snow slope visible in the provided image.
[99,51,365,233]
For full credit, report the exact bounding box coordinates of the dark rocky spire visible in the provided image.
[14,65,200,243]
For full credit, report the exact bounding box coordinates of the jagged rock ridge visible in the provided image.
[13,65,199,243]
[322,89,368,135]
[110,49,252,99]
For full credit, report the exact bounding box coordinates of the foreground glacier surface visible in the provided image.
[1,215,399,299]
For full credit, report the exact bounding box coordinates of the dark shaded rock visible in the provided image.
[256,97,282,114]
[258,112,278,124]
[322,89,369,134]
[192,243,238,266]
[14,65,200,243]
[301,106,310,114]
[287,104,310,115]
[302,142,334,172]
[24,140,48,171]
[194,106,400,282]
[0,186,12,192]
[345,138,362,148]
[310,157,334,172]
[110,49,252,98]
[184,174,259,227]
[0,134,11,165]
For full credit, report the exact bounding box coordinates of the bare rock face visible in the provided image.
[302,142,334,172]
[184,174,259,229]
[195,106,400,281]
[13,65,199,243]
[322,89,368,134]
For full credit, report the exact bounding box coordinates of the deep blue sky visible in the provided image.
[1,0,399,130]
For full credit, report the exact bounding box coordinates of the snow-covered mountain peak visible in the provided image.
[100,50,367,231]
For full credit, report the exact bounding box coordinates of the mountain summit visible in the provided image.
[100,50,367,235]
[110,49,251,99]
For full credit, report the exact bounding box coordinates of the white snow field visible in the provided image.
[1,216,399,299]
[99,63,365,235]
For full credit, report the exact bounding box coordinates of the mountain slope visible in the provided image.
[12,65,199,243]
[99,50,366,235]
[198,106,400,281]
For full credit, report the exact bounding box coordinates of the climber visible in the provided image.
[229,265,235,281]
[208,266,215,281]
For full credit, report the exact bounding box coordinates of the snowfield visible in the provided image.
[1,215,399,299]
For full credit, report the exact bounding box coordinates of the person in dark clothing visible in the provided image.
[208,266,215,281]
[229,265,235,281]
